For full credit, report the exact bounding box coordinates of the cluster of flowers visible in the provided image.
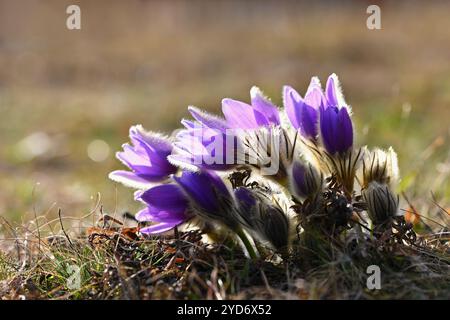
[109,74,400,258]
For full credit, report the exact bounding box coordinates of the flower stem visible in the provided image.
[236,228,258,259]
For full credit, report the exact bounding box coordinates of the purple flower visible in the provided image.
[109,125,177,188]
[283,77,325,140]
[325,73,341,107]
[321,74,353,154]
[174,170,231,213]
[283,74,353,154]
[317,76,356,193]
[169,106,238,171]
[173,170,237,229]
[136,184,190,234]
[136,170,234,234]
[222,86,280,129]
[319,105,353,155]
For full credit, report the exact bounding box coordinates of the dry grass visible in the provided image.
[0,204,448,300]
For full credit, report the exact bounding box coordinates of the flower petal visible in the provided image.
[188,106,228,132]
[326,74,339,107]
[283,85,318,139]
[129,125,173,154]
[325,73,349,110]
[181,119,197,129]
[299,103,318,139]
[222,98,270,129]
[140,221,183,234]
[337,107,353,153]
[320,106,339,154]
[304,77,326,110]
[116,144,148,169]
[283,85,302,129]
[108,170,156,189]
[138,184,188,212]
[135,207,187,223]
[250,86,280,125]
[174,170,230,213]
[167,154,199,172]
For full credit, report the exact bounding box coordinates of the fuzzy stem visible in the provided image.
[236,228,258,259]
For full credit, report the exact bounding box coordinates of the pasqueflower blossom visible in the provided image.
[109,125,177,189]
[319,74,353,155]
[173,170,238,230]
[136,184,190,234]
[283,77,324,140]
[110,72,403,259]
[283,74,353,155]
[137,170,237,234]
[169,106,238,171]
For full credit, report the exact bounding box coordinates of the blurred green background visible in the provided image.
[1,0,450,223]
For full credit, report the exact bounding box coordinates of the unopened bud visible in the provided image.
[290,160,323,199]
[362,147,399,188]
[362,182,399,225]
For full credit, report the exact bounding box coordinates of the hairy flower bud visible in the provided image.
[235,187,290,251]
[362,182,399,225]
[362,147,399,188]
[260,205,290,251]
[290,160,323,199]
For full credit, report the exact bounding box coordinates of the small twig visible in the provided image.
[430,191,450,221]
[401,192,436,230]
[31,183,42,253]
[58,208,74,248]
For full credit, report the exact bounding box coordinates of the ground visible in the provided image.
[0,210,448,300]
